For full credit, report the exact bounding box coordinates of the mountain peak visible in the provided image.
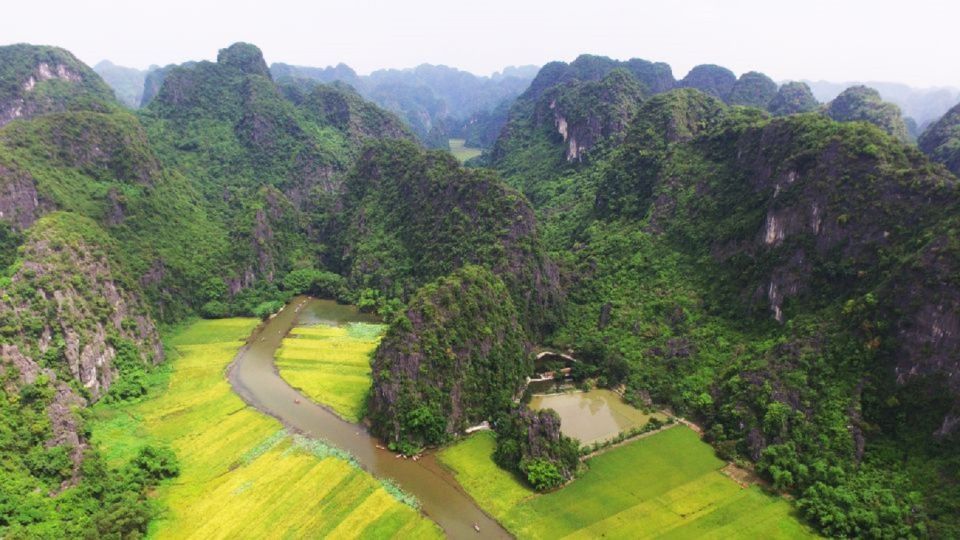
[826,85,910,141]
[216,42,271,79]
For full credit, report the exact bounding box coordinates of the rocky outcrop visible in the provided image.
[768,82,819,116]
[368,266,530,450]
[679,64,737,100]
[1,213,162,394]
[543,69,646,161]
[0,212,161,475]
[728,71,778,109]
[826,85,911,142]
[0,44,116,127]
[217,42,272,79]
[0,164,48,229]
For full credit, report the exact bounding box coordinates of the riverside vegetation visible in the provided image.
[1,40,959,539]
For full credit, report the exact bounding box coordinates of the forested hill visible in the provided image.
[488,57,960,535]
[919,101,960,177]
[269,62,539,149]
[0,42,554,538]
[4,39,960,539]
[487,54,920,194]
[130,59,539,149]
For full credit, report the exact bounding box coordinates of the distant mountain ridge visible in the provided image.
[806,79,960,130]
[98,54,960,154]
[93,60,147,108]
[269,62,539,147]
[102,57,540,149]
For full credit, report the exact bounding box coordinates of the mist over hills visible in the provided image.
[96,55,960,153]
[806,79,960,130]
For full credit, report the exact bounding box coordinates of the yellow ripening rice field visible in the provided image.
[90,318,440,540]
[275,322,386,422]
[439,427,816,540]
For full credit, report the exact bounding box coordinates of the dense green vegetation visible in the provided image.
[368,266,530,452]
[919,101,960,177]
[768,82,820,116]
[728,71,778,109]
[679,64,737,100]
[490,73,960,536]
[492,408,580,490]
[331,139,560,332]
[825,85,911,142]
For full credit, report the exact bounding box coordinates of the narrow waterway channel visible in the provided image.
[227,296,511,539]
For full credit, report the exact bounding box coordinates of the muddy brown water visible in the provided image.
[529,389,665,445]
[227,296,510,539]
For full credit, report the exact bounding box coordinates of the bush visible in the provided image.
[128,445,179,484]
[24,445,73,485]
[200,300,229,319]
[282,268,316,294]
[107,371,147,402]
[252,300,284,320]
[521,457,565,491]
[282,268,346,297]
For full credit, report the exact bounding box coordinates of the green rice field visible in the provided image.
[448,138,482,162]
[439,426,815,539]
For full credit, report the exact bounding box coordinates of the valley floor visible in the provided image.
[275,322,386,422]
[439,427,817,539]
[89,318,440,539]
[86,314,813,539]
[448,138,482,163]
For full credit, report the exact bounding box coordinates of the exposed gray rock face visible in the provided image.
[0,45,116,128]
[0,164,49,229]
[0,214,162,474]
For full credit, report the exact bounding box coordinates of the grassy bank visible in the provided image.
[275,322,386,422]
[439,427,815,539]
[90,318,440,539]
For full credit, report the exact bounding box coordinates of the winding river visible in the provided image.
[227,297,510,539]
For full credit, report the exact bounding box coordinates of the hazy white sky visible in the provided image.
[2,0,957,87]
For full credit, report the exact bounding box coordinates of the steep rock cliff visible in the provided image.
[0,44,117,127]
[0,213,161,471]
[368,266,529,449]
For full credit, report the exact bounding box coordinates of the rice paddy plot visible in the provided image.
[439,426,815,539]
[448,138,482,162]
[89,318,440,540]
[276,322,386,422]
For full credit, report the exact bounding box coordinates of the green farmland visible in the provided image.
[448,138,482,162]
[276,322,386,422]
[439,426,815,539]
